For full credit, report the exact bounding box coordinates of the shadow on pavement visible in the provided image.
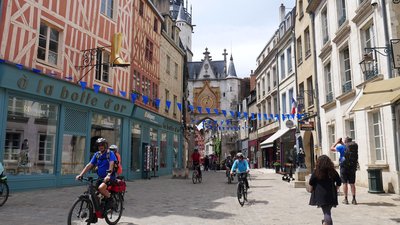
[250,185,272,188]
[247,199,269,206]
[357,202,397,207]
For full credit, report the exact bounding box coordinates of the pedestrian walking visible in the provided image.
[309,155,341,225]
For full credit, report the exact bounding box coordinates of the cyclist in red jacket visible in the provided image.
[191,148,202,178]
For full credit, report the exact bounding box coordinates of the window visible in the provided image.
[173,134,179,168]
[280,54,285,80]
[165,89,170,112]
[307,77,314,106]
[145,38,153,63]
[95,51,110,82]
[101,0,114,18]
[160,132,167,168]
[262,78,265,96]
[299,83,304,112]
[369,111,384,161]
[361,22,375,53]
[90,113,121,156]
[166,55,170,74]
[4,96,58,175]
[153,17,158,33]
[267,100,272,115]
[37,22,60,66]
[345,119,355,141]
[287,47,292,73]
[305,27,311,57]
[337,0,347,27]
[173,95,177,116]
[152,83,157,107]
[297,37,303,64]
[267,72,271,92]
[282,93,287,114]
[131,123,141,172]
[324,63,334,103]
[328,124,336,161]
[139,1,144,17]
[257,82,261,99]
[288,89,294,113]
[321,8,329,44]
[273,95,278,114]
[340,47,352,93]
[174,63,178,79]
[61,135,85,175]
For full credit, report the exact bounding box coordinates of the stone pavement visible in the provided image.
[0,169,399,225]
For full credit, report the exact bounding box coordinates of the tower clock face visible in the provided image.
[199,95,214,108]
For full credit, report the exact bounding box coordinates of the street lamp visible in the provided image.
[359,47,390,81]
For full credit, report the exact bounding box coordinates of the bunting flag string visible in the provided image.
[238,111,241,118]
[79,81,87,91]
[155,99,160,108]
[107,87,114,94]
[197,106,202,114]
[131,93,137,104]
[142,95,148,105]
[243,112,248,119]
[166,100,171,109]
[214,108,219,115]
[177,102,182,111]
[93,84,101,93]
[189,105,194,112]
[119,91,126,97]
[230,111,235,118]
[222,110,227,117]
[206,108,211,114]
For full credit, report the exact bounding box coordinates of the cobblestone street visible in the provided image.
[1,169,399,225]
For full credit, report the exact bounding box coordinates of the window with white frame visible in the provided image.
[369,111,385,162]
[299,0,304,18]
[328,124,337,161]
[273,95,278,115]
[305,27,311,57]
[340,47,352,93]
[321,7,329,44]
[174,63,178,79]
[324,63,334,103]
[287,47,292,73]
[165,89,170,112]
[288,89,293,113]
[267,72,271,92]
[262,78,265,96]
[95,51,110,82]
[145,38,153,63]
[361,22,375,54]
[101,0,114,18]
[273,66,277,87]
[282,93,287,114]
[297,37,303,64]
[38,134,55,162]
[337,0,347,27]
[307,77,314,106]
[345,118,355,141]
[257,82,261,99]
[37,22,60,66]
[280,54,286,80]
[166,55,170,74]
[267,100,272,115]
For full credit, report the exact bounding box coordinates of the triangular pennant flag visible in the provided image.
[214,108,219,115]
[291,114,295,119]
[227,120,231,125]
[243,112,248,119]
[155,99,160,108]
[119,91,126,97]
[166,100,171,110]
[93,84,101,93]
[189,105,194,112]
[107,87,114,94]
[270,114,274,120]
[142,95,150,104]
[282,114,286,121]
[65,76,73,81]
[222,110,227,117]
[197,106,202,114]
[251,113,255,120]
[79,81,87,91]
[238,111,241,118]
[206,108,211,114]
[130,93,137,104]
[32,68,41,73]
[230,111,235,117]
[177,102,182,111]
[275,114,279,120]
[220,120,224,125]
[264,113,268,120]
[258,113,262,120]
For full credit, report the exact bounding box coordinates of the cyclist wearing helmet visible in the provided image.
[109,144,122,175]
[76,138,117,203]
[231,152,250,189]
[191,148,202,178]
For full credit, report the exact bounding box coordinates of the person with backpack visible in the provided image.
[76,137,117,207]
[109,144,122,176]
[331,136,358,205]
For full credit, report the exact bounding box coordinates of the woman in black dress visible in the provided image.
[309,155,341,225]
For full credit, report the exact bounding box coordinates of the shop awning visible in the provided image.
[352,76,400,112]
[260,128,292,149]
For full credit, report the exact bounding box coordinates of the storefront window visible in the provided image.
[90,113,121,157]
[4,96,58,175]
[160,132,167,168]
[131,123,141,172]
[173,134,178,168]
[61,135,86,175]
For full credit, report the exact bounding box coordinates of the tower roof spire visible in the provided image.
[227,54,237,77]
[177,2,186,22]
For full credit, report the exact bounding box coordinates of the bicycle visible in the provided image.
[0,162,9,207]
[237,172,248,206]
[192,164,202,184]
[67,176,126,225]
[226,168,235,184]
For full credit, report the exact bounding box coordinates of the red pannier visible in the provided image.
[108,179,126,193]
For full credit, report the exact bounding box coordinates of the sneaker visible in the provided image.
[352,198,358,205]
[342,198,349,204]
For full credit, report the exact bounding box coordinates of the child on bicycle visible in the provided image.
[76,138,117,206]
[230,152,250,189]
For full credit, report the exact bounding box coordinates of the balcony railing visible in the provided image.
[364,67,379,81]
[342,81,352,94]
[326,92,334,103]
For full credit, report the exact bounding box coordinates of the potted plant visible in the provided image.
[273,161,281,173]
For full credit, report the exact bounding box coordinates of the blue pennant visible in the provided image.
[251,113,255,120]
[155,99,160,108]
[222,110,227,117]
[189,105,194,112]
[166,100,171,110]
[93,84,101,93]
[243,112,248,119]
[206,108,211,114]
[238,111,241,118]
[197,106,202,114]
[142,95,148,104]
[264,113,268,120]
[282,114,286,121]
[258,113,262,120]
[119,91,127,97]
[79,81,87,91]
[107,87,114,94]
[131,93,137,104]
[177,102,182,111]
[16,64,23,70]
[214,108,219,115]
[230,111,235,117]
[32,68,41,73]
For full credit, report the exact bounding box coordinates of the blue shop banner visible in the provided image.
[0,64,134,117]
[133,107,164,125]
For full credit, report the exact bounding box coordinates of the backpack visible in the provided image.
[343,142,358,171]
[96,150,119,174]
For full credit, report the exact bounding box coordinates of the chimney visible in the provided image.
[280,4,286,22]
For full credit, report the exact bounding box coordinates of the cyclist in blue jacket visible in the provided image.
[230,152,250,189]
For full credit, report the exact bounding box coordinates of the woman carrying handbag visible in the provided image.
[309,155,342,225]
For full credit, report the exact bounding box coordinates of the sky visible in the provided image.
[189,0,296,77]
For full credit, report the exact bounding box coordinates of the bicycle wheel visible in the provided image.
[67,198,92,225]
[0,181,9,206]
[228,175,232,184]
[104,193,123,225]
[237,183,245,206]
[243,186,248,202]
[192,171,197,184]
[197,174,202,183]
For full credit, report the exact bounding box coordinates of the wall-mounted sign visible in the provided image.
[300,121,315,131]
